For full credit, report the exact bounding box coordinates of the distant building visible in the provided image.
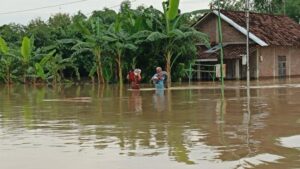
[193,10,300,80]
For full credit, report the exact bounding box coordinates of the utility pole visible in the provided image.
[246,0,250,91]
[217,0,225,97]
[246,0,251,119]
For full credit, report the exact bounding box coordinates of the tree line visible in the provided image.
[211,0,300,22]
[0,0,209,87]
[0,0,298,86]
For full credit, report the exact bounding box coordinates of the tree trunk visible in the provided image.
[165,51,172,88]
[95,49,105,84]
[96,51,101,84]
[99,59,105,84]
[7,67,11,84]
[91,76,95,85]
[53,75,56,86]
[23,64,28,84]
[23,73,26,84]
[116,53,123,88]
[96,67,100,84]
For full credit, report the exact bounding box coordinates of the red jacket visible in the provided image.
[128,71,141,89]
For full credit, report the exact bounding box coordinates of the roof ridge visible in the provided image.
[220,9,289,18]
[212,10,268,46]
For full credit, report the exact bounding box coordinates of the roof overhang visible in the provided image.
[196,58,218,62]
[212,10,268,47]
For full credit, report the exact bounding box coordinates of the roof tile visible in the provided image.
[220,10,300,46]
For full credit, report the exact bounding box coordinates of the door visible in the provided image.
[278,56,286,77]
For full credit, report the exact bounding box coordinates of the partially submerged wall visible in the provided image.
[258,46,300,78]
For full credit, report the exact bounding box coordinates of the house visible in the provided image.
[193,10,300,80]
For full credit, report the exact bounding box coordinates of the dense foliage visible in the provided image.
[210,0,300,22]
[0,0,209,85]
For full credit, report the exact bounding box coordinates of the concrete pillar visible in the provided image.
[256,48,260,79]
[235,59,240,79]
[288,47,291,78]
[197,64,201,80]
[273,47,276,77]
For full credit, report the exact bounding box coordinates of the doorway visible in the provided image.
[278,56,287,77]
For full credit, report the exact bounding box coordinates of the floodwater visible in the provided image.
[0,79,300,169]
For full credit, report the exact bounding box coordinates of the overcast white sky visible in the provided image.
[0,0,211,25]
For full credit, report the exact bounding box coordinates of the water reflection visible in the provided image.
[244,87,253,158]
[1,80,300,169]
[128,90,142,113]
[153,89,166,112]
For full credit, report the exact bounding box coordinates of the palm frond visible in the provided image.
[71,48,92,57]
[169,29,185,39]
[74,21,91,35]
[57,39,77,44]
[172,9,211,29]
[21,36,32,63]
[0,36,9,55]
[147,32,168,41]
[167,0,180,21]
[185,30,210,47]
[129,30,152,40]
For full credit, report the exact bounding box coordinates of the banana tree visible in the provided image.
[0,37,12,84]
[34,50,56,83]
[72,17,109,84]
[144,0,209,88]
[19,36,33,83]
[0,36,16,84]
[105,14,138,86]
[40,41,80,85]
[0,36,36,84]
[46,53,79,85]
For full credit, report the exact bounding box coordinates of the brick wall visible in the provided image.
[258,47,275,77]
[290,47,300,76]
[195,14,217,43]
[195,14,247,44]
[221,18,247,43]
[258,46,300,77]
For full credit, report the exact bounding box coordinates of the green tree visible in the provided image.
[26,18,52,47]
[72,17,111,84]
[46,53,79,85]
[210,0,245,10]
[0,2,212,84]
[0,24,25,44]
[105,14,138,86]
[285,0,300,22]
[41,41,80,85]
[0,36,16,84]
[144,0,209,87]
[91,8,117,25]
[19,36,33,83]
[48,13,73,40]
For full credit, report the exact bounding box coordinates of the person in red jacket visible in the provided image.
[127,69,141,89]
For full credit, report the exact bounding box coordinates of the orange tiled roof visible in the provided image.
[220,10,300,46]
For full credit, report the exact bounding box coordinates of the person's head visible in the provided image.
[156,67,162,73]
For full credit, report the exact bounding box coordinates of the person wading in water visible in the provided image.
[127,69,142,89]
[151,67,167,90]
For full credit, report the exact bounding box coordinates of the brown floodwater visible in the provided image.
[0,79,300,169]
